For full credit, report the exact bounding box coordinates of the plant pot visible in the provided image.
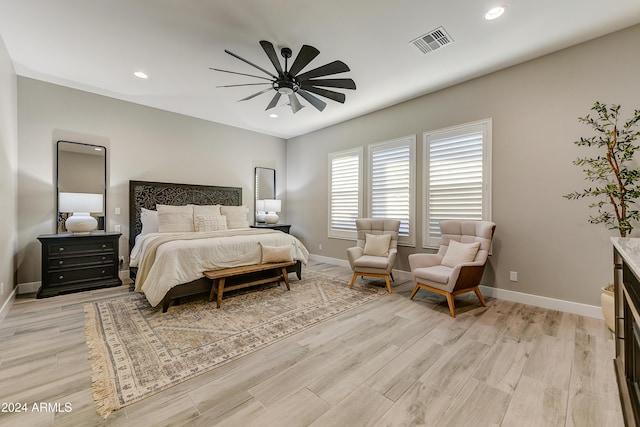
[601,285,615,332]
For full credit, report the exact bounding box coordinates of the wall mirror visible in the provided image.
[56,140,107,232]
[254,167,275,222]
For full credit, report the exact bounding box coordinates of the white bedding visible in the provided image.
[130,228,309,307]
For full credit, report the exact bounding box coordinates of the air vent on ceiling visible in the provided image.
[410,27,454,54]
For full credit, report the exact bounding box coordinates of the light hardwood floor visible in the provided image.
[0,260,623,426]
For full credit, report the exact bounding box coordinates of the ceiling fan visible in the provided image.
[211,40,356,114]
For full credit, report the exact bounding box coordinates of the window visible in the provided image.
[328,148,362,239]
[368,136,416,246]
[423,119,492,247]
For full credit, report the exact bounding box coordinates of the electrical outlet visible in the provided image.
[509,271,518,282]
[319,244,323,251]
[115,224,121,232]
[0,282,4,295]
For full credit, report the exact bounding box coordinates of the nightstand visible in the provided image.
[37,232,122,298]
[250,223,291,234]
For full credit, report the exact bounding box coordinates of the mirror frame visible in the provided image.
[254,167,276,222]
[56,140,107,233]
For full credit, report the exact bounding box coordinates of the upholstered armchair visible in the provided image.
[347,218,401,293]
[409,220,496,317]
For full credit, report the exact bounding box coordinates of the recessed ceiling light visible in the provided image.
[133,71,148,79]
[269,113,278,118]
[485,6,506,20]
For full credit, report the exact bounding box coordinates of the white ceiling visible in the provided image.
[1,0,639,139]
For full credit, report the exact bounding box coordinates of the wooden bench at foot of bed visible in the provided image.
[204,261,295,308]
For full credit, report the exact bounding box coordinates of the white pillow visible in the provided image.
[157,204,194,232]
[441,240,481,268]
[194,215,227,232]
[192,204,221,218]
[363,233,392,257]
[260,243,293,263]
[140,207,159,234]
[220,205,249,229]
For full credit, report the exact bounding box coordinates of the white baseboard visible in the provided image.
[309,253,350,268]
[308,254,602,319]
[479,285,603,319]
[17,281,40,294]
[0,287,16,325]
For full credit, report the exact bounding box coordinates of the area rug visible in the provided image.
[84,270,387,417]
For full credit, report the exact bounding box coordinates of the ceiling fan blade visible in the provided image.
[238,87,273,101]
[259,40,284,77]
[288,93,304,113]
[265,92,281,110]
[297,89,327,112]
[299,78,356,90]
[209,68,273,81]
[288,44,320,76]
[216,83,271,88]
[224,49,277,79]
[299,85,346,103]
[295,60,350,81]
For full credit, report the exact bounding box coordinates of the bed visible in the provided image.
[128,180,308,310]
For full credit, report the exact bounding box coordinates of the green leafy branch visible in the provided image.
[564,102,640,237]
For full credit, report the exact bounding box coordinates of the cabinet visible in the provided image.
[612,237,640,426]
[250,223,291,234]
[37,232,122,298]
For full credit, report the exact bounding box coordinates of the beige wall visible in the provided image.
[0,34,18,311]
[17,78,286,284]
[287,24,640,306]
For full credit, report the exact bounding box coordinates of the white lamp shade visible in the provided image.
[264,199,281,213]
[256,199,265,212]
[59,192,103,213]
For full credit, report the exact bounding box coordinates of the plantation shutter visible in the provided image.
[329,149,361,238]
[369,136,415,244]
[425,121,490,247]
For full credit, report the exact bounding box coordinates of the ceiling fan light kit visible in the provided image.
[212,40,356,114]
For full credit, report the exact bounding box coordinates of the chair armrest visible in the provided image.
[449,261,487,291]
[408,253,443,270]
[346,246,364,269]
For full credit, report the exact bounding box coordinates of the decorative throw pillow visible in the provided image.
[192,204,222,218]
[157,204,195,232]
[260,243,293,263]
[441,240,481,268]
[140,207,159,234]
[220,205,249,229]
[194,215,227,232]
[363,233,392,257]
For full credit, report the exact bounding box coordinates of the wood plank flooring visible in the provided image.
[0,260,623,426]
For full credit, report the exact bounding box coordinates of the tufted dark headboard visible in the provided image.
[128,180,242,250]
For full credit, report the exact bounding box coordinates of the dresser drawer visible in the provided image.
[50,240,115,255]
[48,253,114,270]
[48,265,116,286]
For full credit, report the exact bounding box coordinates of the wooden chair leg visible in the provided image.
[349,272,359,288]
[409,283,420,300]
[445,293,456,318]
[473,287,486,307]
[384,275,392,294]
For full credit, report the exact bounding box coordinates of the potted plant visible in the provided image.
[565,102,640,330]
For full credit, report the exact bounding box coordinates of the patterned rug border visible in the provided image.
[84,270,387,418]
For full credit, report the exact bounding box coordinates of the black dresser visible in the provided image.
[37,232,122,298]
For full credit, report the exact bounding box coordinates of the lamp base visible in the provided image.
[265,213,279,224]
[65,213,98,234]
[256,212,267,223]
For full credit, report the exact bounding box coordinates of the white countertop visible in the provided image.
[612,237,640,277]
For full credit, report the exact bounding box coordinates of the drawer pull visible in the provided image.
[102,257,106,260]
[58,260,64,265]
[58,275,64,280]
[101,270,106,274]
[102,244,107,248]
[59,247,65,252]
